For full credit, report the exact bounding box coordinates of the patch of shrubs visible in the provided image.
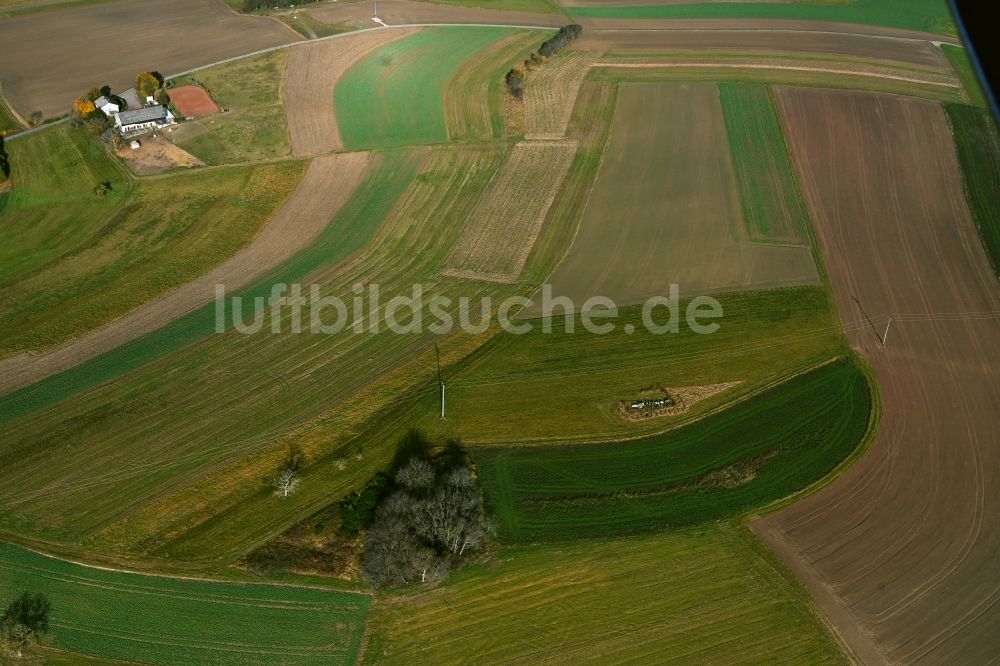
[242,0,319,11]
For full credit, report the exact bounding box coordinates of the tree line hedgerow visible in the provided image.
[505,24,583,99]
[241,0,318,11]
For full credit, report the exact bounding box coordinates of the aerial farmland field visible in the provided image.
[1,1,999,664]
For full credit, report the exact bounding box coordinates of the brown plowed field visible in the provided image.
[752,88,1000,664]
[305,0,565,28]
[283,28,419,156]
[0,0,299,119]
[0,153,371,394]
[580,28,949,69]
[536,82,818,312]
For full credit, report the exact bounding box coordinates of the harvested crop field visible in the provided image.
[537,82,818,311]
[306,0,565,29]
[0,152,370,394]
[0,0,300,119]
[0,542,371,665]
[446,140,576,282]
[580,28,950,70]
[753,88,1000,664]
[167,85,218,117]
[366,523,846,665]
[523,49,596,138]
[283,28,420,156]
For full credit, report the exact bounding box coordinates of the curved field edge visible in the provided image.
[0,542,370,665]
[565,0,957,36]
[0,151,417,425]
[473,357,873,542]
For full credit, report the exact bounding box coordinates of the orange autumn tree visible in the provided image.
[135,71,161,99]
[73,97,96,117]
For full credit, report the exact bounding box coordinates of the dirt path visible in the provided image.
[283,28,419,155]
[751,89,1000,664]
[0,153,371,395]
[305,0,567,29]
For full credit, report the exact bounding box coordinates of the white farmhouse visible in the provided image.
[114,105,174,135]
[94,96,120,117]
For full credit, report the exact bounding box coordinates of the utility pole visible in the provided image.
[435,344,445,419]
[881,316,893,347]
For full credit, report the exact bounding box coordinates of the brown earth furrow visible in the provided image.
[283,28,419,156]
[304,0,566,29]
[751,88,1000,665]
[0,153,371,395]
[0,0,300,119]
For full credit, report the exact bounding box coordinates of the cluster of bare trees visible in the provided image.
[505,24,584,99]
[362,456,494,587]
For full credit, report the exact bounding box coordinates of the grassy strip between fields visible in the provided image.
[718,83,811,245]
[335,26,518,150]
[169,50,291,165]
[365,522,846,664]
[566,0,957,36]
[417,0,564,15]
[0,150,418,426]
[942,44,988,108]
[0,542,370,665]
[946,104,1000,278]
[474,357,871,542]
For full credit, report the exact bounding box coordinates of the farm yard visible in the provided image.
[1,0,999,664]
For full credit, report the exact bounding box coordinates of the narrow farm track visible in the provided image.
[283,28,420,155]
[0,153,370,395]
[752,89,1000,664]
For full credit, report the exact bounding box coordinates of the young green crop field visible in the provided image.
[566,0,957,36]
[0,153,306,356]
[0,542,371,664]
[719,83,811,245]
[947,104,1000,277]
[335,26,518,149]
[942,45,988,108]
[0,127,129,285]
[170,50,292,165]
[365,523,846,664]
[474,358,871,542]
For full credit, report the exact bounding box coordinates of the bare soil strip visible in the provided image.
[752,88,1000,664]
[0,0,300,119]
[581,28,950,69]
[446,140,576,283]
[0,153,371,395]
[305,0,566,29]
[283,28,419,156]
[524,50,597,139]
[596,61,959,88]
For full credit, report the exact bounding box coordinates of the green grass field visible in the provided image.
[567,0,957,36]
[719,83,811,245]
[942,44,988,108]
[0,542,370,664]
[416,287,846,444]
[474,358,870,542]
[335,27,517,149]
[947,104,1000,277]
[365,523,846,664]
[0,127,130,285]
[0,158,306,356]
[170,50,292,165]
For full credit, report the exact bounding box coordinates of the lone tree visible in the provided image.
[1,592,51,658]
[273,445,305,498]
[505,68,526,99]
[361,444,494,587]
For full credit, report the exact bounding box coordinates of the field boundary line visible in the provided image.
[591,26,962,47]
